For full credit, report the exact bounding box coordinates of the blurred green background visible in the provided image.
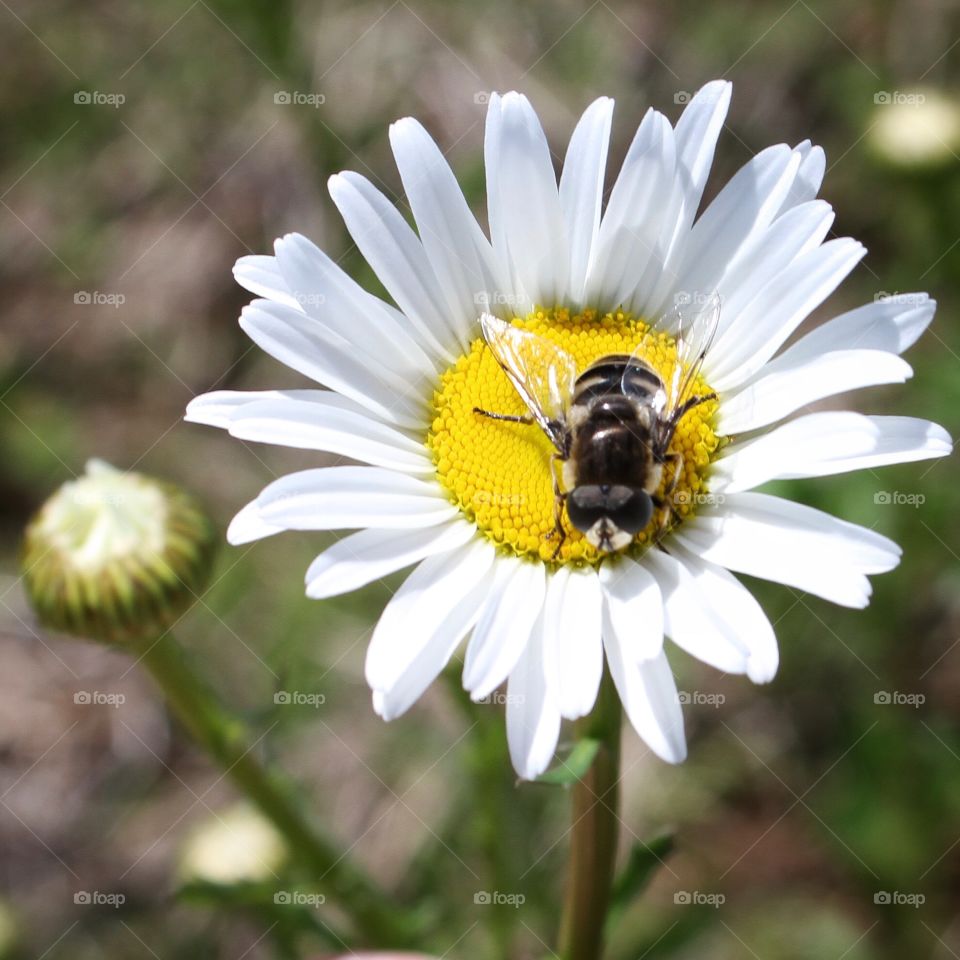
[1,0,959,957]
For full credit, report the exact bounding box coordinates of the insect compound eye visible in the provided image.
[566,485,653,537]
[607,487,653,535]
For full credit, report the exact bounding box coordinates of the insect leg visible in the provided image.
[472,407,535,425]
[546,453,569,559]
[656,452,685,537]
[667,391,717,431]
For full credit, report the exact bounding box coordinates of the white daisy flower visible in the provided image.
[186,81,951,780]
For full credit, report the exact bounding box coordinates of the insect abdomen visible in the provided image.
[572,354,662,406]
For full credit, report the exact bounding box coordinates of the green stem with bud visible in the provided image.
[134,631,415,948]
[558,668,622,960]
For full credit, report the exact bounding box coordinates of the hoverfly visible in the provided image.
[474,295,720,556]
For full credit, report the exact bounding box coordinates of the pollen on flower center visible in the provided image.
[427,308,721,565]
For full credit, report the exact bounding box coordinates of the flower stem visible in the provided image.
[558,668,622,960]
[133,631,414,947]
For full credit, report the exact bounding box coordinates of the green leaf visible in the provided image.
[537,738,601,785]
[610,832,675,915]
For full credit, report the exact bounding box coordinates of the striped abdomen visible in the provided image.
[568,355,663,487]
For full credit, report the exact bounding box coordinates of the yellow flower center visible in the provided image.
[427,308,720,565]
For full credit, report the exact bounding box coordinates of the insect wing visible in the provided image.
[479,313,577,453]
[662,292,721,414]
[619,328,669,413]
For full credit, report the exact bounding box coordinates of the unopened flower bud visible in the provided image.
[22,459,216,644]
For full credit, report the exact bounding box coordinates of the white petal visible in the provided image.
[463,556,546,700]
[558,96,614,305]
[255,467,458,530]
[714,200,835,333]
[226,499,285,545]
[484,92,509,273]
[328,171,460,359]
[714,413,952,492]
[671,81,732,217]
[674,492,901,608]
[490,92,568,307]
[602,640,686,763]
[224,397,434,474]
[776,140,826,213]
[708,238,866,390]
[367,539,495,719]
[273,233,437,379]
[668,544,779,683]
[598,557,664,661]
[186,389,315,429]
[506,613,562,780]
[717,349,912,435]
[390,117,513,328]
[652,80,732,292]
[542,565,604,720]
[584,109,676,311]
[305,521,476,599]
[770,294,936,363]
[654,144,800,318]
[233,255,301,308]
[186,389,398,430]
[239,299,426,429]
[643,548,752,675]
